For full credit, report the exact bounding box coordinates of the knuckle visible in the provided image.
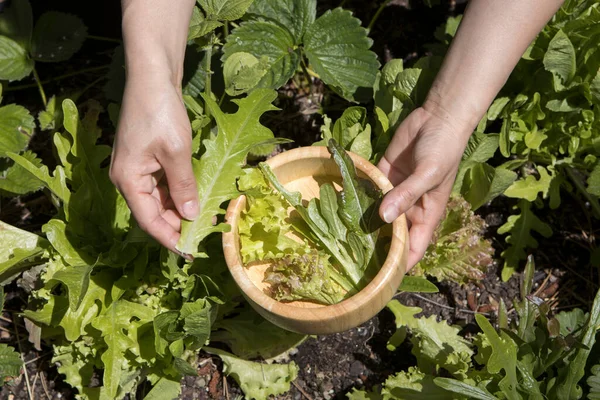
[170,176,197,194]
[161,136,191,157]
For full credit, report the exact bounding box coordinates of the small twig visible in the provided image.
[32,372,39,396]
[533,272,553,297]
[14,317,34,400]
[87,34,122,44]
[292,381,314,400]
[224,374,229,400]
[5,65,110,92]
[409,293,491,316]
[40,372,51,400]
[24,352,52,366]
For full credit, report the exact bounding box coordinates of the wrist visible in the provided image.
[422,81,485,139]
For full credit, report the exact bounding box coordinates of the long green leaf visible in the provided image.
[177,89,278,256]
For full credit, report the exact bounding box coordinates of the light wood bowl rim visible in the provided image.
[222,146,408,333]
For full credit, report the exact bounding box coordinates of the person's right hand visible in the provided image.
[110,74,199,251]
[378,104,472,270]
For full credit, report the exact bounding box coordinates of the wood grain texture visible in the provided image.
[223,146,409,334]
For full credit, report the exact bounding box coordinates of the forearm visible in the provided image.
[424,0,564,136]
[121,0,196,85]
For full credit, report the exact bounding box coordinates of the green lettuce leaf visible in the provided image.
[206,347,298,400]
[0,150,44,196]
[177,89,279,256]
[0,220,48,282]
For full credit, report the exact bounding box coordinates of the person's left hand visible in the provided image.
[378,105,471,269]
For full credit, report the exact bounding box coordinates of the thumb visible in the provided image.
[380,169,435,223]
[159,151,199,221]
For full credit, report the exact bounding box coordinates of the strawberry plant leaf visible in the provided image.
[177,89,278,256]
[31,12,87,62]
[0,344,22,386]
[206,347,298,400]
[247,0,316,43]
[0,104,35,156]
[498,201,552,281]
[199,0,254,21]
[0,36,33,81]
[0,150,44,196]
[223,21,299,89]
[0,0,33,50]
[304,8,379,101]
[188,7,222,40]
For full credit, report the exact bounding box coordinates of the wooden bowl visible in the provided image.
[222,146,409,334]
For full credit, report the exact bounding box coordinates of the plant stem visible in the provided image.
[32,66,47,107]
[87,35,122,44]
[300,57,313,93]
[6,65,110,92]
[339,0,349,8]
[367,0,392,33]
[223,21,229,39]
[566,167,600,218]
[204,36,214,119]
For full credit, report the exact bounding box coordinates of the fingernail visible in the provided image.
[382,205,397,224]
[182,200,199,220]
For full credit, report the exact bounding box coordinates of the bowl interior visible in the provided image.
[241,153,394,308]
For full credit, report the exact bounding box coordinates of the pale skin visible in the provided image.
[110,0,565,266]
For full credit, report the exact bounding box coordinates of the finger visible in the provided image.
[158,147,199,221]
[379,168,438,223]
[123,186,181,250]
[406,221,438,270]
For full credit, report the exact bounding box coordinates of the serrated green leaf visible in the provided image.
[31,12,87,62]
[188,7,223,40]
[387,300,473,379]
[0,344,22,384]
[0,104,35,156]
[0,0,33,50]
[304,8,379,101]
[498,201,552,281]
[0,150,44,196]
[247,0,316,43]
[6,152,70,204]
[543,29,576,89]
[92,300,155,399]
[382,367,452,399]
[206,347,298,400]
[460,163,517,210]
[223,21,299,89]
[504,166,553,201]
[50,263,93,311]
[0,36,33,81]
[223,51,269,96]
[199,0,254,21]
[38,95,63,131]
[177,89,278,255]
[52,343,94,394]
[475,314,519,399]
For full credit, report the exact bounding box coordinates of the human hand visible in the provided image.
[378,105,471,270]
[110,75,198,251]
